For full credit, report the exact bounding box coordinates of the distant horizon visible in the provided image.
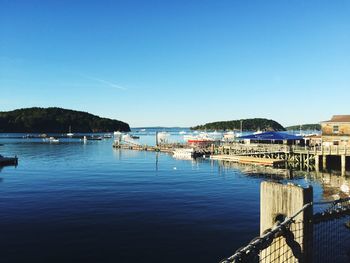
[0,105,328,129]
[1,1,349,127]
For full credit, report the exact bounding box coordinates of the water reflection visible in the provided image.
[215,160,350,201]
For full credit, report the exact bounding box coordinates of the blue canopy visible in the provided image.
[238,131,303,141]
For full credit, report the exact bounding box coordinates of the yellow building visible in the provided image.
[321,115,350,146]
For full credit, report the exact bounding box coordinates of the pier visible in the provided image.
[112,138,350,173]
[215,143,350,174]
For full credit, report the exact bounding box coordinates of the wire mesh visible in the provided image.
[219,198,350,263]
[313,199,350,263]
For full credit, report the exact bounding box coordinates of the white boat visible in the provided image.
[67,126,74,137]
[49,137,59,143]
[223,131,235,142]
[185,132,215,145]
[103,133,112,138]
[122,134,135,142]
[140,129,146,132]
[179,130,187,135]
[157,131,170,144]
[173,148,194,160]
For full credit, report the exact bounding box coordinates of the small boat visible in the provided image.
[156,131,170,144]
[67,125,74,137]
[130,135,140,139]
[103,133,113,139]
[87,136,102,141]
[223,131,235,142]
[121,134,135,142]
[49,137,59,143]
[179,130,187,135]
[0,154,18,166]
[140,129,146,132]
[173,148,194,160]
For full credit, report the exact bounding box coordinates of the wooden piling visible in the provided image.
[341,154,346,176]
[260,182,313,263]
[322,155,327,170]
[315,155,320,172]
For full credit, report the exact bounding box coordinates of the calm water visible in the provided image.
[0,132,342,263]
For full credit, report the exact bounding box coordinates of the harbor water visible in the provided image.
[0,131,346,263]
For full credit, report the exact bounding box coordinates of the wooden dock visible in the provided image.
[215,143,350,174]
[113,143,175,153]
[211,155,285,167]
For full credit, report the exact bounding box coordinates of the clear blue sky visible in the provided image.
[1,0,349,127]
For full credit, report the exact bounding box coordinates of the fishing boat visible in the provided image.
[186,132,215,145]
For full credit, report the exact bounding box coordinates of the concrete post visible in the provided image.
[341,155,346,176]
[260,182,313,263]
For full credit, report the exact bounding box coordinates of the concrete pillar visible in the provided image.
[322,155,327,170]
[260,182,313,263]
[341,155,346,176]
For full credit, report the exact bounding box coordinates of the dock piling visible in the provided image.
[260,182,313,262]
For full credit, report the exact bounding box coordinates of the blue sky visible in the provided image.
[1,0,349,127]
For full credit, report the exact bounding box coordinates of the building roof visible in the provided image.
[323,115,350,123]
[238,131,303,141]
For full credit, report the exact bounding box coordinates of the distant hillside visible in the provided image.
[191,118,285,131]
[0,107,130,133]
[286,124,321,131]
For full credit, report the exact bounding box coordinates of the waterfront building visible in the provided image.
[321,115,350,146]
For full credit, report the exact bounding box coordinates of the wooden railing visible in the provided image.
[220,143,350,156]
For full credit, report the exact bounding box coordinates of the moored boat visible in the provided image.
[173,148,194,160]
[49,137,60,143]
[0,154,18,166]
[67,125,74,137]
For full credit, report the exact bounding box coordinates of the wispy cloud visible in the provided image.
[83,76,127,90]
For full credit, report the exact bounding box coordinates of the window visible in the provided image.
[333,125,339,134]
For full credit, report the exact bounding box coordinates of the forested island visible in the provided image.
[285,124,321,131]
[0,107,130,133]
[191,118,285,131]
